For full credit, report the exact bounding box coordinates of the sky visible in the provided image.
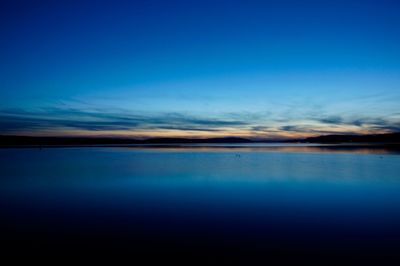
[1,0,400,139]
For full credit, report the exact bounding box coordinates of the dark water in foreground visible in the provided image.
[1,145,400,263]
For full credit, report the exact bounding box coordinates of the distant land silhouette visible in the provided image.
[303,133,400,143]
[0,133,399,146]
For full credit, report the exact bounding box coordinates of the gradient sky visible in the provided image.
[1,0,400,139]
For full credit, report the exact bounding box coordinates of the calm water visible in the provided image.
[1,145,400,262]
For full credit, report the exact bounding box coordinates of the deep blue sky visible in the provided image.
[1,0,400,138]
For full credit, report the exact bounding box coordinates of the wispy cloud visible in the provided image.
[0,107,249,135]
[1,106,399,138]
[317,116,343,125]
[313,115,400,132]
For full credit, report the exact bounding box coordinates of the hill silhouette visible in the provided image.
[304,132,400,143]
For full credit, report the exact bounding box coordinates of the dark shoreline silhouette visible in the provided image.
[0,133,399,147]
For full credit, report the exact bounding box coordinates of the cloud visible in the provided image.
[0,107,249,135]
[314,115,400,132]
[278,115,400,135]
[278,125,329,134]
[251,126,273,132]
[279,125,302,132]
[368,123,400,132]
[1,106,399,137]
[318,116,343,124]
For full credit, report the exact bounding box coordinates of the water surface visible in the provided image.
[1,145,400,262]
